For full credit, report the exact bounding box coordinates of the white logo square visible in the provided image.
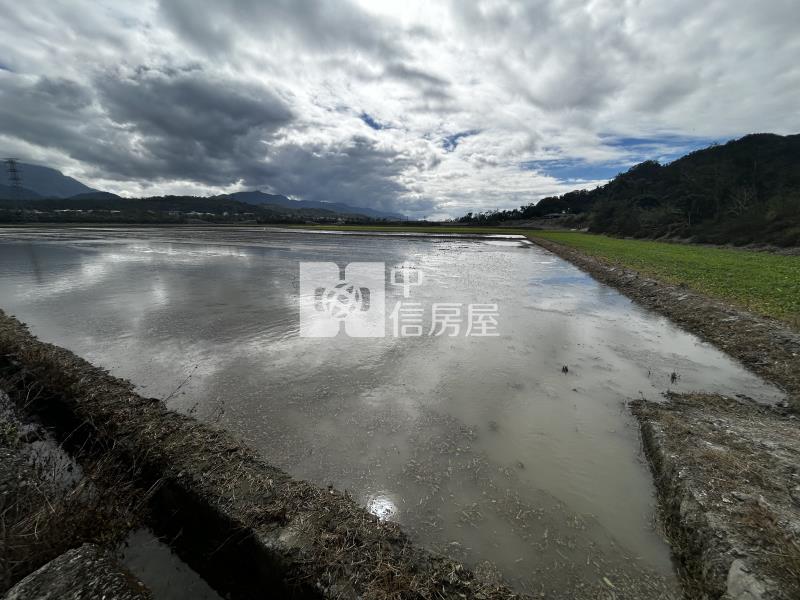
[299,262,385,337]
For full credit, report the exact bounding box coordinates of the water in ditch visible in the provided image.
[0,227,784,597]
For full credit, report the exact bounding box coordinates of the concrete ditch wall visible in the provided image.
[4,544,152,600]
[0,310,520,599]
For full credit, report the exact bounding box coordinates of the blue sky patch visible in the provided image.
[360,112,387,130]
[525,134,721,183]
[601,134,720,163]
[521,159,624,182]
[442,130,479,152]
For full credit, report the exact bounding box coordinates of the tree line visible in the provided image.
[459,133,800,246]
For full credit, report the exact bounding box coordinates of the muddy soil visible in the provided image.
[632,393,800,599]
[529,237,800,413]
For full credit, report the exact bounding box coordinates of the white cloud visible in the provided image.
[0,0,797,218]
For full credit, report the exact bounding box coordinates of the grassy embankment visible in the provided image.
[275,225,800,325]
[529,231,800,325]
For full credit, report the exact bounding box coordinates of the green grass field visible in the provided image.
[529,231,800,324]
[276,224,800,324]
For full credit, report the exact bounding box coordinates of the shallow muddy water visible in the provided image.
[0,227,784,597]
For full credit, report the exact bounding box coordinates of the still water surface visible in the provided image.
[0,227,783,597]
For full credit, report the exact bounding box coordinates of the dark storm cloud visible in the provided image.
[22,76,93,112]
[0,74,99,160]
[87,67,427,209]
[261,136,433,213]
[95,66,293,168]
[0,67,293,185]
[0,63,424,211]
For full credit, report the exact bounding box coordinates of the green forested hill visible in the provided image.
[461,134,800,246]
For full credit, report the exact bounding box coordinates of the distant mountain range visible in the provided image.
[221,190,403,219]
[0,184,40,199]
[0,162,403,220]
[1,163,97,199]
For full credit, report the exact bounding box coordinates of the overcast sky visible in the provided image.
[0,1,797,218]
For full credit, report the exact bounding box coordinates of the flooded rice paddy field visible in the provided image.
[0,227,784,597]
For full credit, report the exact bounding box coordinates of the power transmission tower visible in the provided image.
[4,158,23,198]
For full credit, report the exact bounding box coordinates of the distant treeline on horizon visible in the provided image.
[0,194,388,225]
